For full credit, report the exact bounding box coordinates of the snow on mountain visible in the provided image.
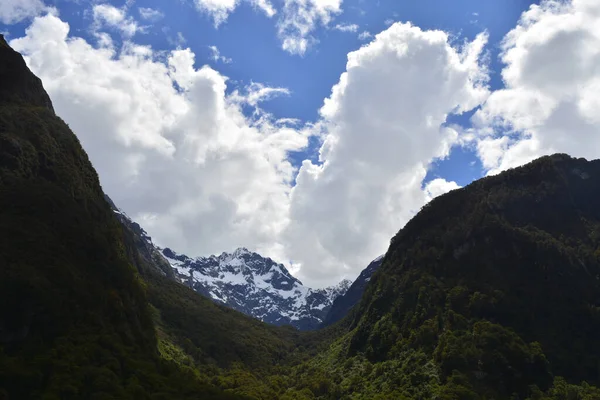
[161,247,351,330]
[106,197,351,330]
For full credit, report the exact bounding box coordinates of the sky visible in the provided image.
[2,0,600,288]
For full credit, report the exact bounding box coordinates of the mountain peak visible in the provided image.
[0,35,55,113]
[232,247,250,256]
[160,246,348,329]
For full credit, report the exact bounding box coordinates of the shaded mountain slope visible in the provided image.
[0,34,253,400]
[321,256,383,327]
[331,154,600,398]
[106,194,176,280]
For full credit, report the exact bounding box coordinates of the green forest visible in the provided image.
[2,35,600,399]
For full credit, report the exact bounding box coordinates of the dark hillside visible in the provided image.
[347,154,600,398]
[322,257,383,327]
[0,34,249,400]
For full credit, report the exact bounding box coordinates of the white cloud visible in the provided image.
[192,0,341,54]
[474,0,600,174]
[163,28,187,47]
[93,4,140,37]
[284,23,489,285]
[333,23,358,32]
[193,0,238,26]
[138,7,164,21]
[358,31,372,40]
[0,0,48,24]
[194,0,275,26]
[10,16,489,288]
[230,82,291,106]
[11,14,310,279]
[277,0,343,55]
[250,0,276,17]
[208,45,233,64]
[424,178,461,202]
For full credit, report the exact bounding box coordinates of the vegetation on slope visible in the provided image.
[0,34,253,400]
[295,154,600,399]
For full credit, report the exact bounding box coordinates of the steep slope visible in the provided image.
[287,154,600,399]
[163,247,351,330]
[321,256,383,327]
[106,195,176,280]
[0,35,252,400]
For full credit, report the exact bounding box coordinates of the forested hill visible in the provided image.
[339,153,600,398]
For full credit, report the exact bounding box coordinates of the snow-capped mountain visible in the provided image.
[105,196,351,330]
[162,247,352,330]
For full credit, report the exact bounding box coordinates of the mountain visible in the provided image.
[321,255,383,327]
[286,154,600,399]
[105,194,176,280]
[107,201,350,330]
[162,246,351,330]
[0,34,275,400]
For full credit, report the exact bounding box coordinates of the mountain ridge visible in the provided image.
[162,246,351,330]
[321,255,383,327]
[107,199,351,330]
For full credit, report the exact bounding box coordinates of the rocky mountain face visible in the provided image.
[162,247,351,330]
[321,255,383,327]
[106,201,351,330]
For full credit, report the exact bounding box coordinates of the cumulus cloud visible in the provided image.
[11,14,310,275]
[138,7,164,21]
[284,23,489,285]
[93,4,140,37]
[278,0,342,55]
[11,15,489,287]
[474,0,600,174]
[424,178,461,202]
[0,0,48,24]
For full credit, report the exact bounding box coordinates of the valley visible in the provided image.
[1,34,600,400]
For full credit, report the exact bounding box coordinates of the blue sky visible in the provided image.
[6,0,597,286]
